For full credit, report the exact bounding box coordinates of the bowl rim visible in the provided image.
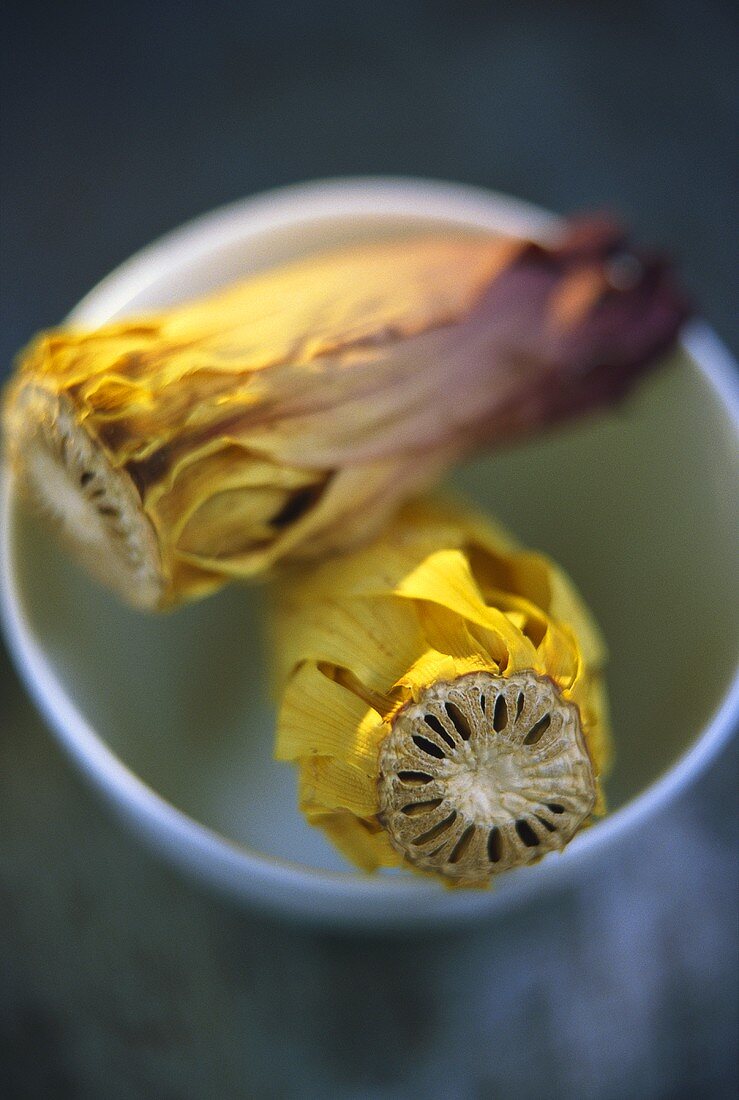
[2,176,738,931]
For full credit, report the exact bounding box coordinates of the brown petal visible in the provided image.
[466,213,691,442]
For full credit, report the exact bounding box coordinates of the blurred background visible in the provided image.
[1,2,737,1097]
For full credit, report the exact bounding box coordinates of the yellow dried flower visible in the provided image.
[3,219,687,609]
[273,496,611,887]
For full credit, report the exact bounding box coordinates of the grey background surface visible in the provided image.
[1,2,737,1097]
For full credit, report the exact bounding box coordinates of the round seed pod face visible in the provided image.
[6,385,164,610]
[378,670,596,885]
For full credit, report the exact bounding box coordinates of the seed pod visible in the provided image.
[273,497,611,887]
[2,216,688,609]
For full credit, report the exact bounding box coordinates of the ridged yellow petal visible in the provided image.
[413,599,540,677]
[271,592,425,702]
[394,648,493,701]
[301,809,401,872]
[275,661,385,774]
[504,552,607,670]
[298,755,378,819]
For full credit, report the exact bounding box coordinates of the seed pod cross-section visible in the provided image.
[272,496,612,888]
[2,216,688,609]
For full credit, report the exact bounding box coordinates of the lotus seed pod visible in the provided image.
[3,216,687,609]
[378,671,595,881]
[273,497,611,887]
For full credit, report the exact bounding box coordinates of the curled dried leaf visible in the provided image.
[3,215,688,608]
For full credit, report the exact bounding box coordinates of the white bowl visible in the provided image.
[2,177,738,930]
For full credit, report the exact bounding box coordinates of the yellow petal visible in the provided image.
[272,589,425,701]
[275,661,386,774]
[394,647,493,702]
[302,809,402,872]
[153,234,509,370]
[393,548,487,616]
[298,755,378,819]
[566,661,613,792]
[505,552,607,669]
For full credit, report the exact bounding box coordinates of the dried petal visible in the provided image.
[273,496,611,886]
[3,217,688,608]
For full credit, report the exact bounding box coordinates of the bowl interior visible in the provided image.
[7,193,739,879]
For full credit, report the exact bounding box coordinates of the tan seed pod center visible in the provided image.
[378,670,596,884]
[5,385,164,610]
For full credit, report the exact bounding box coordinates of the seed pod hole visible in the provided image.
[515,819,540,847]
[412,734,446,759]
[424,714,455,748]
[493,693,508,732]
[412,811,457,847]
[449,825,476,864]
[379,670,596,884]
[487,827,503,863]
[445,701,473,741]
[524,713,551,745]
[401,798,443,817]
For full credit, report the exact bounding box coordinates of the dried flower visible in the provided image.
[3,216,688,609]
[273,496,611,887]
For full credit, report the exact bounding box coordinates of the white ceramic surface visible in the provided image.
[2,178,738,930]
